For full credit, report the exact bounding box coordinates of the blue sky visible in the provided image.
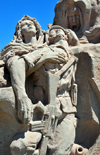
[0,0,59,50]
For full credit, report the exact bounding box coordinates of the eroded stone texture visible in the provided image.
[71,45,100,152]
[1,0,100,155]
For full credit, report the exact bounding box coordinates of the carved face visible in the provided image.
[21,20,36,37]
[67,6,81,32]
[49,28,66,44]
[49,28,65,39]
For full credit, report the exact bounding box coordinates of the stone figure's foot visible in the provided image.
[10,131,42,155]
[18,95,33,125]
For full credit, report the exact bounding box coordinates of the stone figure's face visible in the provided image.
[21,20,36,37]
[67,6,81,32]
[49,28,65,39]
[49,28,67,44]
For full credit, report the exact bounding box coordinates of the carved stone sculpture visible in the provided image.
[53,0,100,43]
[1,0,100,155]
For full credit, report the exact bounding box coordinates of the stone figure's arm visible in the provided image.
[36,49,67,67]
[23,47,68,76]
[6,56,34,125]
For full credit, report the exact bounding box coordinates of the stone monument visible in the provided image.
[0,0,100,155]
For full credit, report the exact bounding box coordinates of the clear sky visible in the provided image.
[0,0,59,50]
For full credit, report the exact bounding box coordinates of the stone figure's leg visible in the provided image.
[6,56,33,125]
[47,114,76,155]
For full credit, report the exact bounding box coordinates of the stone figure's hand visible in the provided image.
[47,52,67,63]
[44,104,62,120]
[18,96,33,125]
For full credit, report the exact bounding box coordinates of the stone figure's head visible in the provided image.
[21,19,37,38]
[53,0,91,36]
[14,15,43,43]
[48,25,68,44]
[66,6,82,32]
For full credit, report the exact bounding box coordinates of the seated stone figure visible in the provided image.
[0,15,70,125]
[9,25,78,155]
[1,15,45,125]
[1,15,78,155]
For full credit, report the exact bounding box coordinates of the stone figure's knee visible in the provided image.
[6,56,20,70]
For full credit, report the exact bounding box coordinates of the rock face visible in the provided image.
[1,0,100,155]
